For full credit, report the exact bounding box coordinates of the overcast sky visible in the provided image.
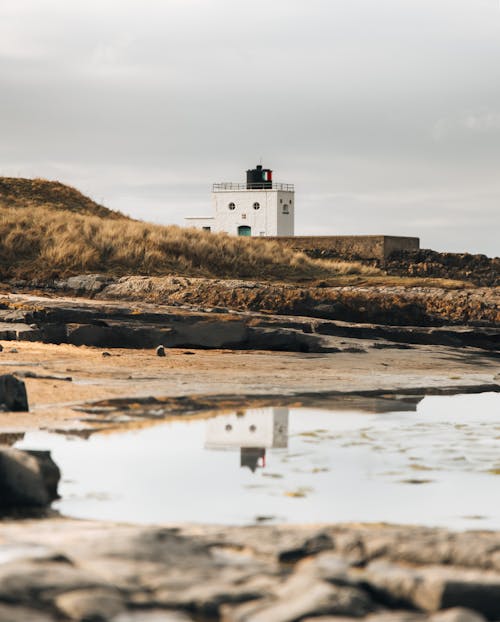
[1,0,499,256]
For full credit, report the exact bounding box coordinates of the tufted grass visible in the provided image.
[0,204,377,281]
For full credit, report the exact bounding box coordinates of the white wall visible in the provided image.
[212,189,294,236]
[185,217,214,230]
[276,191,294,236]
[205,408,289,449]
[185,189,294,236]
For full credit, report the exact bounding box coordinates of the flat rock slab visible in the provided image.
[0,292,498,352]
[0,520,500,621]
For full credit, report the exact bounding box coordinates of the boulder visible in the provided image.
[0,374,29,412]
[55,274,112,294]
[0,447,60,508]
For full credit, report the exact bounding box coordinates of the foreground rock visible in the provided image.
[0,447,59,509]
[0,374,29,411]
[0,293,498,353]
[87,276,500,327]
[2,520,500,621]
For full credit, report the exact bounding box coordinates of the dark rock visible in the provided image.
[102,351,111,357]
[25,450,60,500]
[245,327,331,353]
[0,374,29,412]
[156,345,166,357]
[0,447,60,508]
[384,250,499,287]
[16,327,44,342]
[278,532,335,563]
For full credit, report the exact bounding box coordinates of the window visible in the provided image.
[228,202,236,210]
[282,204,289,214]
[202,226,211,232]
[238,225,252,236]
[280,198,283,203]
[253,202,260,210]
[242,213,247,219]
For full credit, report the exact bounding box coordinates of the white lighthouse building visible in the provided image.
[185,164,295,237]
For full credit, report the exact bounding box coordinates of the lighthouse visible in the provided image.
[185,164,295,237]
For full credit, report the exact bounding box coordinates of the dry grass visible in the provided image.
[0,177,124,219]
[0,205,377,281]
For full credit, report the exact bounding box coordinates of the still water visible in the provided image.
[16,392,500,529]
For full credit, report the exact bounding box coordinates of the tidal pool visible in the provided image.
[15,392,500,529]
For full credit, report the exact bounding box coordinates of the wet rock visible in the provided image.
[0,374,29,412]
[54,587,125,621]
[156,345,166,357]
[0,447,60,508]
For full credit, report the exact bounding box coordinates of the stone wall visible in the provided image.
[270,235,420,261]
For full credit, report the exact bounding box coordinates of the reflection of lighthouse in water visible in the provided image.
[205,408,289,472]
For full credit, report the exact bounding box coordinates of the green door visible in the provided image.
[238,225,252,237]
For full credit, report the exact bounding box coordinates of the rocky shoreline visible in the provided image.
[0,290,498,353]
[1,518,500,621]
[0,277,498,622]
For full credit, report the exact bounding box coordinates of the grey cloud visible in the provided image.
[0,0,499,256]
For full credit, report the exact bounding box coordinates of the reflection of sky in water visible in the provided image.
[15,393,500,529]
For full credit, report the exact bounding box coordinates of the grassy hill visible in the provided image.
[0,177,125,219]
[0,177,374,281]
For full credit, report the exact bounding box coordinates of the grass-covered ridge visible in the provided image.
[0,177,125,219]
[0,178,375,281]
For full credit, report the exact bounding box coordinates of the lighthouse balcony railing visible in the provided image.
[212,182,294,192]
